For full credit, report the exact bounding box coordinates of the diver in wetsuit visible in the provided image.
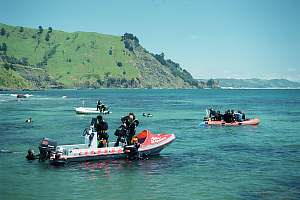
[235,110,243,122]
[95,115,109,147]
[124,137,141,160]
[121,113,139,145]
[114,113,139,147]
[96,100,102,111]
[215,111,222,121]
[209,109,217,120]
[25,117,33,123]
[26,149,37,160]
[114,124,126,147]
[223,110,232,123]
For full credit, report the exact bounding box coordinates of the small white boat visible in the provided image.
[75,107,111,114]
[12,94,33,98]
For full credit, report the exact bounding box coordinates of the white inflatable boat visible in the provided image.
[75,107,111,114]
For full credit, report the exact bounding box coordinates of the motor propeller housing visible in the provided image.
[38,138,57,161]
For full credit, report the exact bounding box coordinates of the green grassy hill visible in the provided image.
[0,66,32,89]
[0,23,203,89]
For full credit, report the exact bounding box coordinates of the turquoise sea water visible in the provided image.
[0,89,299,200]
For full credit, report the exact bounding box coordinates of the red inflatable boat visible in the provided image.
[202,118,260,126]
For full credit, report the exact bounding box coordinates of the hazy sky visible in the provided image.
[1,0,299,80]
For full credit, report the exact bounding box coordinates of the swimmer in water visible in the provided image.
[25,117,33,123]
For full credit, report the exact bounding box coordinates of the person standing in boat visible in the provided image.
[235,110,243,122]
[208,108,217,120]
[95,115,109,148]
[223,110,231,123]
[96,100,103,111]
[215,111,222,121]
[100,104,106,112]
[121,112,139,145]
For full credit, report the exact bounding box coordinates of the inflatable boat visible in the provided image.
[201,118,260,126]
[75,107,111,114]
[26,120,175,165]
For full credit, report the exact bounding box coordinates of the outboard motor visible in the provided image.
[38,138,57,161]
[124,143,141,160]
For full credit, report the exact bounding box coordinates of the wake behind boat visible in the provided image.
[75,107,111,114]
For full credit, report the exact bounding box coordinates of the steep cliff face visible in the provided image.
[0,23,201,89]
[122,33,191,88]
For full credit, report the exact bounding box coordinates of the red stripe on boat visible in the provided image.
[118,148,123,153]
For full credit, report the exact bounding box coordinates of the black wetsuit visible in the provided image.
[223,112,232,123]
[209,109,217,119]
[121,116,139,145]
[215,113,222,121]
[96,120,109,147]
[125,142,141,160]
[97,101,101,111]
[100,104,106,112]
[114,125,126,147]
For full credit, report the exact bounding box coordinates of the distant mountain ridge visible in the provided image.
[0,23,213,89]
[215,78,300,88]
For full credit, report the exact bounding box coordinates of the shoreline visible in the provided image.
[1,87,300,92]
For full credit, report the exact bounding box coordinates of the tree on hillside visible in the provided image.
[19,26,24,32]
[0,28,6,36]
[122,33,139,43]
[90,40,96,49]
[45,33,50,41]
[154,52,166,65]
[19,57,29,66]
[117,61,123,67]
[1,43,7,52]
[38,26,43,34]
[48,27,52,33]
[108,49,112,55]
[104,72,111,78]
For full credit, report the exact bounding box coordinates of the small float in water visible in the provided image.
[142,113,153,117]
[26,119,175,165]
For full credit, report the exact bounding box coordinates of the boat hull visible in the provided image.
[202,118,260,126]
[75,107,110,114]
[49,130,175,164]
